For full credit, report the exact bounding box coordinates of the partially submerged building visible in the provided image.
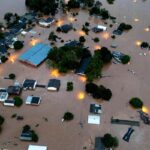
[26,96,41,105]
[47,79,61,91]
[39,18,55,27]
[0,89,8,102]
[60,24,73,33]
[19,43,51,67]
[28,145,47,150]
[90,104,102,114]
[75,57,91,76]
[22,79,37,90]
[95,137,105,150]
[20,132,33,141]
[7,85,22,95]
[4,99,15,107]
[92,25,107,33]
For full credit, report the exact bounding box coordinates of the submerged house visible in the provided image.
[22,79,37,90]
[26,96,41,105]
[75,57,91,76]
[60,24,73,33]
[92,25,107,33]
[7,85,22,95]
[28,145,47,150]
[4,99,15,107]
[0,89,8,102]
[20,132,33,141]
[65,40,82,47]
[95,137,105,150]
[39,18,55,27]
[47,79,61,91]
[90,104,102,114]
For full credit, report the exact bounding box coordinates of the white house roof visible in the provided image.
[97,25,107,30]
[88,115,100,125]
[28,145,47,150]
[0,92,8,102]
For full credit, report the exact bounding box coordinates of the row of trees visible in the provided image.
[47,45,91,73]
[85,83,112,101]
[89,7,110,20]
[25,0,58,15]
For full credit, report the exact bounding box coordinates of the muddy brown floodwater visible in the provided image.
[0,0,150,150]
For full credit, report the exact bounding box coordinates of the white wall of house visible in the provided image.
[47,87,57,91]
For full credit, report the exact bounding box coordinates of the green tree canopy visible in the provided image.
[101,133,119,148]
[14,41,24,50]
[129,97,143,109]
[14,96,23,107]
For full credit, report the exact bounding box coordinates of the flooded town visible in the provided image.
[0,0,150,150]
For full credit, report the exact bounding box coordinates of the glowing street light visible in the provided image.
[9,54,18,64]
[94,45,101,50]
[79,76,87,83]
[135,40,141,46]
[77,92,85,100]
[142,106,149,114]
[101,32,110,40]
[56,19,64,27]
[134,18,139,22]
[30,38,40,46]
[68,17,75,22]
[50,69,60,78]
[77,30,86,36]
[144,27,150,32]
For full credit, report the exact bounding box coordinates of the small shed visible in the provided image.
[22,79,37,90]
[26,96,41,105]
[88,115,100,125]
[47,79,61,91]
[90,104,102,114]
[28,145,47,150]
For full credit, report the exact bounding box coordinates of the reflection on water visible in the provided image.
[0,0,26,21]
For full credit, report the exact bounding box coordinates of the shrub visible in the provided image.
[1,56,8,63]
[0,115,4,125]
[121,55,131,64]
[9,73,16,80]
[14,41,24,50]
[93,37,100,43]
[67,82,73,91]
[79,36,86,43]
[85,83,98,94]
[102,133,119,148]
[56,27,61,32]
[118,23,132,31]
[63,112,74,121]
[11,113,17,118]
[140,42,149,49]
[14,96,23,107]
[23,125,31,132]
[129,97,143,109]
[107,0,115,4]
[32,131,39,142]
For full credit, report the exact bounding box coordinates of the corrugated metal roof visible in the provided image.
[19,43,51,66]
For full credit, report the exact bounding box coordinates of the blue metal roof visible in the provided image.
[19,43,51,66]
